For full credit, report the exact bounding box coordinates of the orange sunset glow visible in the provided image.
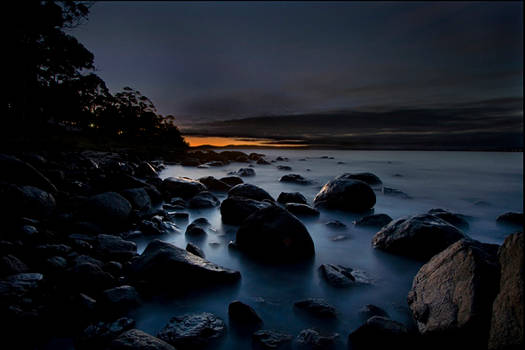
[184,136,306,148]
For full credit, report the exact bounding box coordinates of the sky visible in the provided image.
[72,1,523,127]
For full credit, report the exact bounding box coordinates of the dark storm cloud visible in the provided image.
[71,1,523,128]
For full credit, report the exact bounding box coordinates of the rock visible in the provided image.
[186,243,205,258]
[129,240,240,290]
[135,161,159,178]
[280,174,311,185]
[220,196,272,225]
[496,212,524,226]
[68,262,116,294]
[95,234,137,261]
[235,205,315,261]
[354,214,392,228]
[228,300,262,325]
[219,176,243,186]
[0,255,29,276]
[407,239,499,347]
[338,172,382,187]
[372,214,468,260]
[253,329,292,349]
[197,176,231,192]
[257,158,271,165]
[82,192,132,226]
[139,218,180,236]
[185,218,211,237]
[488,232,524,349]
[161,177,206,199]
[296,328,338,349]
[277,165,292,171]
[101,285,140,311]
[104,261,123,276]
[285,203,320,217]
[0,273,43,301]
[228,183,274,202]
[276,156,288,161]
[35,243,72,257]
[4,184,56,219]
[427,208,469,229]
[231,168,255,177]
[79,317,135,349]
[382,187,411,199]
[0,154,57,193]
[121,188,152,212]
[188,191,219,208]
[313,178,375,212]
[46,256,67,270]
[277,192,307,205]
[166,212,189,223]
[348,316,408,348]
[358,304,389,321]
[157,312,226,349]
[325,220,347,229]
[319,264,356,287]
[109,329,176,350]
[294,298,337,318]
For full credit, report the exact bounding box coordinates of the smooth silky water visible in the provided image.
[124,150,522,349]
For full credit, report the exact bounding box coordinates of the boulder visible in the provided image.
[285,203,320,217]
[219,176,243,187]
[280,174,311,185]
[0,154,57,193]
[232,168,255,177]
[294,298,337,318]
[186,243,205,258]
[488,232,524,349]
[161,177,206,199]
[220,196,272,225]
[407,239,499,347]
[228,183,274,202]
[277,165,292,171]
[129,240,240,290]
[101,285,140,312]
[121,188,152,212]
[79,317,135,349]
[382,187,411,199]
[157,312,226,349]
[296,328,338,349]
[325,220,347,230]
[256,158,271,165]
[427,208,469,230]
[313,178,375,212]
[277,192,307,205]
[135,161,159,178]
[68,262,116,294]
[228,300,262,325]
[185,218,210,237]
[253,329,292,349]
[4,184,56,219]
[319,264,356,287]
[0,255,29,276]
[197,176,231,192]
[188,191,219,209]
[109,329,176,350]
[338,172,382,187]
[95,234,137,262]
[82,192,132,226]
[496,212,523,226]
[354,214,392,228]
[372,214,468,260]
[358,304,389,321]
[235,205,315,261]
[348,316,408,348]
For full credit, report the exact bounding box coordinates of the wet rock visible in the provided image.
[104,261,123,276]
[139,217,180,236]
[294,298,337,318]
[496,212,523,226]
[4,184,56,219]
[277,165,292,171]
[348,316,408,349]
[372,214,468,260]
[228,300,262,325]
[358,304,389,321]
[382,187,411,199]
[197,176,231,192]
[319,264,356,287]
[35,243,72,257]
[296,328,338,349]
[121,188,152,212]
[109,329,176,350]
[185,218,211,237]
[325,220,347,230]
[276,156,288,161]
[488,232,524,349]
[285,203,320,217]
[219,176,243,187]
[188,191,219,208]
[354,214,392,228]
[231,168,255,177]
[257,158,271,165]
[157,312,226,349]
[46,256,67,270]
[407,239,499,347]
[161,177,206,199]
[220,196,272,225]
[277,192,307,205]
[101,285,140,312]
[0,273,43,301]
[235,205,315,261]
[95,234,137,262]
[82,192,132,226]
[253,329,293,349]
[0,255,29,276]
[280,174,311,185]
[427,208,469,229]
[186,243,205,258]
[228,183,274,202]
[338,172,382,188]
[0,154,57,193]
[313,178,375,212]
[167,212,189,223]
[79,317,135,349]
[68,262,116,294]
[129,240,240,291]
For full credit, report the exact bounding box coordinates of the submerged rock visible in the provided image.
[228,183,274,202]
[314,178,375,212]
[280,174,311,185]
[325,220,347,230]
[319,264,356,287]
[277,165,292,171]
[220,196,271,225]
[161,177,206,199]
[338,172,382,187]
[187,191,219,208]
[496,212,524,226]
[348,316,408,349]
[488,232,524,349]
[354,214,392,228]
[358,304,389,321]
[231,168,255,177]
[157,312,226,349]
[407,239,499,347]
[235,205,315,261]
[285,203,320,217]
[228,300,263,325]
[294,298,337,318]
[277,192,307,205]
[382,187,411,199]
[109,329,176,350]
[427,208,469,229]
[253,329,293,349]
[296,328,338,349]
[219,176,243,187]
[372,214,467,260]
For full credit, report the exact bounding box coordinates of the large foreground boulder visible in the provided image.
[407,239,500,347]
[109,329,176,350]
[277,192,307,205]
[227,183,274,202]
[488,232,524,349]
[220,196,272,225]
[338,172,382,187]
[0,154,57,193]
[235,205,315,261]
[348,316,408,349]
[372,214,467,260]
[313,178,375,212]
[82,192,132,226]
[129,240,240,291]
[161,177,206,199]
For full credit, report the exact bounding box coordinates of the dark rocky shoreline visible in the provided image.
[0,149,522,349]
